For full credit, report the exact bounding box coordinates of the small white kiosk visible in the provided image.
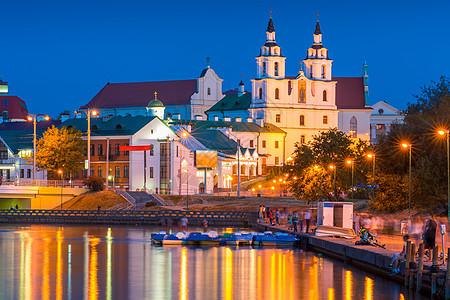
[317,202,353,229]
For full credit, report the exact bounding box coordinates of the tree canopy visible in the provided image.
[33,126,85,177]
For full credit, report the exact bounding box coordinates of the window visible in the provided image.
[90,167,94,176]
[2,100,8,106]
[108,143,111,156]
[323,90,327,101]
[310,65,313,78]
[207,88,211,95]
[275,141,279,148]
[2,111,8,120]
[275,88,280,99]
[115,124,122,130]
[263,62,266,76]
[262,140,266,148]
[124,166,129,178]
[150,167,154,178]
[115,166,120,178]
[124,144,129,155]
[249,140,254,148]
[27,169,31,178]
[322,65,326,78]
[301,135,306,144]
[350,116,357,138]
[91,125,98,130]
[115,144,120,155]
[259,88,263,99]
[275,114,281,123]
[323,115,328,124]
[98,144,103,156]
[20,169,24,178]
[98,166,103,178]
[90,144,95,156]
[298,81,306,103]
[5,169,10,180]
[275,157,279,165]
[299,115,305,126]
[150,144,154,156]
[274,62,279,76]
[83,169,87,178]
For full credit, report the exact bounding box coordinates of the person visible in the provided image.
[275,210,280,225]
[97,205,101,211]
[293,212,298,233]
[423,214,437,260]
[258,205,263,218]
[269,210,273,225]
[305,210,311,234]
[181,216,188,231]
[266,206,270,219]
[389,234,410,274]
[287,213,293,230]
[15,204,18,210]
[298,210,304,233]
[0,175,3,186]
[10,204,14,210]
[262,206,266,219]
[354,213,361,234]
[202,219,208,232]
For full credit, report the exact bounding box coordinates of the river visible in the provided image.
[0,225,427,299]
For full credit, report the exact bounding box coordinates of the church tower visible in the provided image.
[303,16,333,80]
[146,92,165,119]
[363,62,369,106]
[255,16,286,79]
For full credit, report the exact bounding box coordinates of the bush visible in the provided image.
[145,201,157,207]
[86,175,104,191]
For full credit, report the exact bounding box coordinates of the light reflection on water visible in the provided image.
[0,225,427,300]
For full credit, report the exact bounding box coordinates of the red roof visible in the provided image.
[0,96,28,120]
[80,80,198,109]
[333,77,368,109]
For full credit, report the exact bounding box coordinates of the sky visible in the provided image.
[0,0,449,118]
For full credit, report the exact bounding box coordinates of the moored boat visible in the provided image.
[151,231,167,245]
[252,231,297,247]
[186,231,221,246]
[225,231,255,246]
[162,232,188,245]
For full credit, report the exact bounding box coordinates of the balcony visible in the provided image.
[97,155,120,162]
[0,158,14,165]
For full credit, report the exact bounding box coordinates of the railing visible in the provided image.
[0,209,258,225]
[0,158,14,165]
[2,179,87,188]
[151,193,173,206]
[116,190,136,204]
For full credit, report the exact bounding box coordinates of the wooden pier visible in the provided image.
[0,209,258,226]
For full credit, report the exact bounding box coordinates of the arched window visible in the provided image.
[274,62,279,76]
[350,116,357,138]
[232,164,238,175]
[275,88,280,99]
[299,115,305,126]
[322,65,326,78]
[300,135,306,144]
[310,65,313,77]
[323,115,328,125]
[91,125,98,130]
[323,90,327,101]
[207,88,211,95]
[298,81,306,103]
[115,124,122,130]
[263,62,266,76]
[241,164,246,176]
[259,88,263,99]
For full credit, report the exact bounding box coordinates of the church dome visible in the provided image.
[147,91,164,108]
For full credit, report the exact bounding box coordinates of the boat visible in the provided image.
[314,225,357,239]
[225,231,255,246]
[186,231,221,246]
[151,231,167,245]
[252,231,297,247]
[162,232,188,245]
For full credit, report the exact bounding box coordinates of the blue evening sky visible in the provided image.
[0,0,449,117]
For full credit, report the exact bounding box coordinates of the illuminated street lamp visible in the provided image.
[402,143,412,217]
[346,160,354,200]
[329,164,337,201]
[75,109,98,177]
[27,114,49,183]
[367,153,376,214]
[226,130,241,196]
[184,169,189,211]
[438,129,449,222]
[58,169,63,209]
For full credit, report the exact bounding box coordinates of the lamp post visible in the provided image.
[226,131,240,196]
[329,164,337,201]
[346,160,354,200]
[402,143,412,218]
[438,129,450,223]
[76,109,98,177]
[184,169,188,211]
[27,114,49,184]
[367,154,376,214]
[58,169,63,209]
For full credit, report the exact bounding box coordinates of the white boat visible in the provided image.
[314,225,357,239]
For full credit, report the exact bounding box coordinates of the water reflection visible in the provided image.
[0,225,427,300]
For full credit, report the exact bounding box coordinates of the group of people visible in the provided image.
[9,204,19,210]
[258,205,280,226]
[258,205,314,234]
[287,210,312,233]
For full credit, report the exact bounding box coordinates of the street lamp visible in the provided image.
[346,160,354,200]
[226,130,240,197]
[402,143,412,217]
[329,164,337,201]
[58,169,63,209]
[184,169,188,211]
[76,109,98,177]
[438,129,450,223]
[367,153,376,214]
[27,114,49,184]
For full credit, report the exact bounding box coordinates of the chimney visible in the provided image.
[235,117,242,122]
[246,117,253,122]
[214,115,219,121]
[194,115,203,120]
[255,118,264,127]
[223,116,231,122]
[172,113,181,120]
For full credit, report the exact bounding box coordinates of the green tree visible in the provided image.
[33,126,85,177]
[288,128,371,201]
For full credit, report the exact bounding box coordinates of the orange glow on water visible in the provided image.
[179,247,188,300]
[56,229,63,300]
[225,247,233,300]
[328,288,335,300]
[41,236,50,300]
[345,270,353,300]
[89,238,100,300]
[365,277,373,300]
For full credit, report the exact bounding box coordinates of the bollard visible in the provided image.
[417,243,424,292]
[409,243,416,288]
[405,241,412,287]
[446,247,450,300]
[432,274,438,297]
[432,246,439,272]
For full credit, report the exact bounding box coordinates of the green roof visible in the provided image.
[147,99,164,108]
[61,116,158,136]
[170,119,285,134]
[0,130,38,153]
[207,93,252,112]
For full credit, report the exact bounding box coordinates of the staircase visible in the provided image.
[126,191,169,206]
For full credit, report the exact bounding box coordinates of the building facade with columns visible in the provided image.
[370,101,404,143]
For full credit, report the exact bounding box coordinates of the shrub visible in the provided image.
[145,201,157,207]
[86,175,104,191]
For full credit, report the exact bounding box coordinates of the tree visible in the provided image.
[33,126,85,177]
[288,128,371,201]
[86,175,104,191]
